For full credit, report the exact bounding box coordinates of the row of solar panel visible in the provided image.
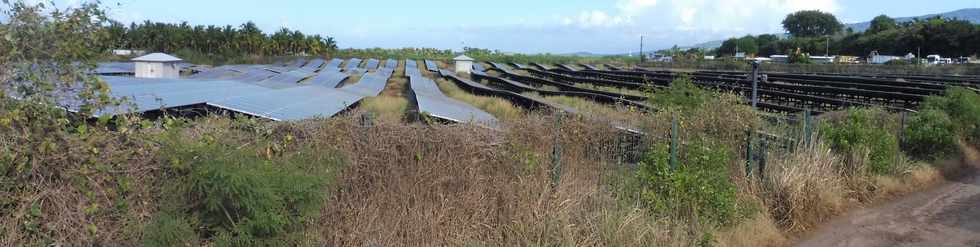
[405,60,498,128]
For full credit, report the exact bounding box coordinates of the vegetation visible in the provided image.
[713,14,979,58]
[3,1,980,246]
[820,108,901,174]
[905,87,980,160]
[106,21,337,58]
[635,141,739,227]
[782,10,844,37]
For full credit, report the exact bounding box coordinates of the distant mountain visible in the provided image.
[846,8,980,32]
[683,8,980,50]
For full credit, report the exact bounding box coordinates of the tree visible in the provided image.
[782,10,843,37]
[718,35,758,56]
[867,15,897,34]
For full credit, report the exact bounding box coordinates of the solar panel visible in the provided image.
[303,58,326,70]
[307,70,349,88]
[344,58,363,72]
[232,66,279,83]
[98,77,272,115]
[384,59,398,70]
[364,59,380,71]
[208,85,362,121]
[94,62,134,75]
[323,58,343,71]
[405,64,498,127]
[424,60,440,72]
[188,66,243,80]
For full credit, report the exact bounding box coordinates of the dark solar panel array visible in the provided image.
[94,62,135,75]
[424,60,440,72]
[86,59,399,121]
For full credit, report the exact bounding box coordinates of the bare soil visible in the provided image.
[796,145,980,247]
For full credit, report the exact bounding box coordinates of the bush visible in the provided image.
[141,213,198,247]
[904,109,958,160]
[918,87,980,146]
[649,75,717,111]
[635,140,738,226]
[820,108,900,174]
[153,131,341,243]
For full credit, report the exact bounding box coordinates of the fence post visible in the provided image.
[759,137,768,180]
[751,61,760,110]
[745,129,753,177]
[550,113,564,189]
[803,109,812,147]
[670,113,679,171]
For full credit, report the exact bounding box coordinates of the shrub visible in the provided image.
[635,140,738,226]
[154,131,341,243]
[649,75,717,111]
[904,109,958,160]
[141,213,198,247]
[820,108,900,174]
[918,87,980,146]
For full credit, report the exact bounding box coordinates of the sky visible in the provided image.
[14,0,980,54]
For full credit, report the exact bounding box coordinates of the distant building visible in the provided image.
[651,54,673,63]
[703,56,716,60]
[112,49,146,56]
[454,55,474,74]
[835,56,860,64]
[927,55,953,65]
[734,52,747,60]
[868,51,906,64]
[749,57,772,63]
[770,55,790,64]
[132,53,183,79]
[810,56,836,64]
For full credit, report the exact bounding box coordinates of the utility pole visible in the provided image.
[639,35,645,63]
[826,36,830,56]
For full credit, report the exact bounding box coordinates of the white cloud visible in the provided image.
[563,10,631,28]
[559,0,839,41]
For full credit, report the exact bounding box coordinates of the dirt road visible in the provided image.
[796,146,980,247]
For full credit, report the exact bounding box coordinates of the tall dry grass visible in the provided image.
[433,77,525,121]
[359,60,410,122]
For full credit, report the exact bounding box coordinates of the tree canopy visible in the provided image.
[106,20,337,57]
[718,36,759,56]
[867,15,898,34]
[714,16,979,58]
[782,10,843,37]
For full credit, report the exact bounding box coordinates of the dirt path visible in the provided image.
[797,145,980,247]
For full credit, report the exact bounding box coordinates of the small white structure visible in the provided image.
[112,49,146,56]
[454,55,474,74]
[132,53,183,79]
[810,56,836,64]
[770,55,790,63]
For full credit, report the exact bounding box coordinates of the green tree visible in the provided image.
[782,10,843,37]
[867,15,898,34]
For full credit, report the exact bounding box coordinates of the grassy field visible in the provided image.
[359,60,411,122]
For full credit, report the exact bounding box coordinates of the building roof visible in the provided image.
[454,55,474,61]
[132,53,183,62]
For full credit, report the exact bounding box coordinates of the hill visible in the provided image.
[687,8,980,50]
[847,8,980,32]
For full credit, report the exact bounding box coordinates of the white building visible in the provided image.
[810,56,836,64]
[454,55,474,74]
[132,53,183,79]
[770,55,790,63]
